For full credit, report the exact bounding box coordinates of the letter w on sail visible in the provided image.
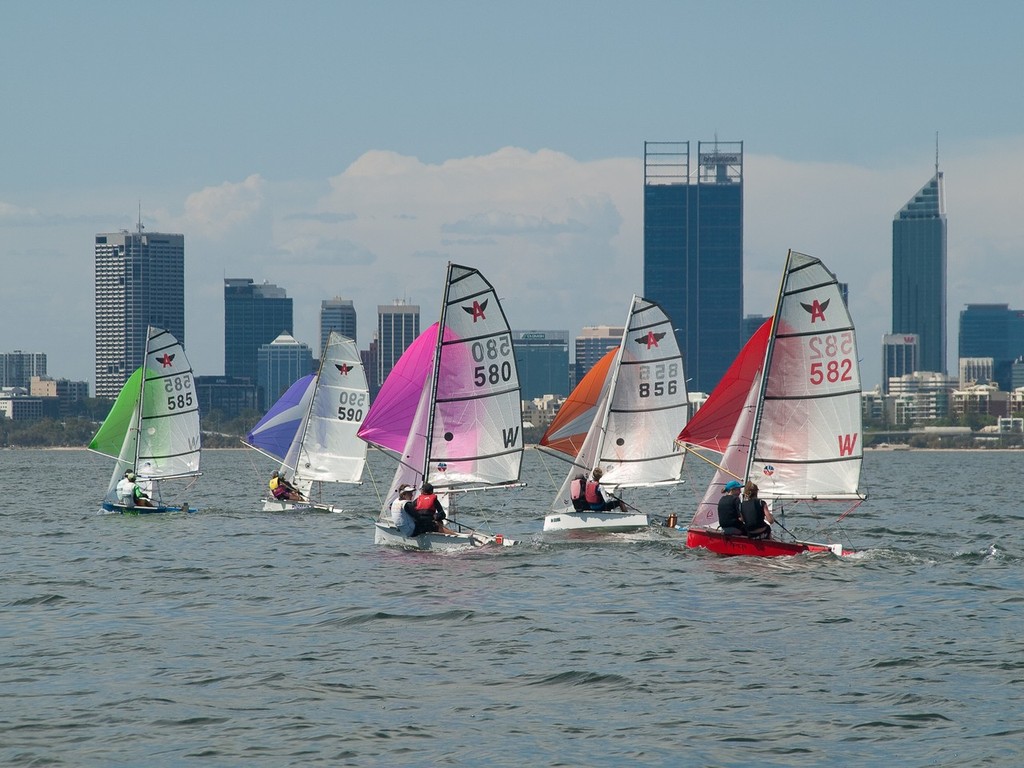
[502,426,520,449]
[837,433,858,456]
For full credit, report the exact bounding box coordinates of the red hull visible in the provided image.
[686,528,844,557]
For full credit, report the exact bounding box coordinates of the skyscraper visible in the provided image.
[320,297,357,356]
[882,333,919,394]
[0,351,47,389]
[512,330,570,399]
[224,278,293,384]
[257,333,313,410]
[95,226,184,399]
[643,141,743,394]
[958,303,1024,391]
[377,300,419,388]
[892,168,947,374]
[574,326,623,386]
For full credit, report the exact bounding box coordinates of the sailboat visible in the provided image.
[88,326,201,514]
[243,331,368,512]
[541,295,689,533]
[358,262,522,550]
[678,250,865,557]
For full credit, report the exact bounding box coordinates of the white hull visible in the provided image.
[260,497,339,513]
[543,510,650,533]
[373,523,515,551]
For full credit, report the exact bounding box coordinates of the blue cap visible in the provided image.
[724,480,742,491]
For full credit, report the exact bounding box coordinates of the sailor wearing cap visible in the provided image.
[717,479,746,535]
[390,484,417,536]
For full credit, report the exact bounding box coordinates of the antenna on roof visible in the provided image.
[137,200,144,233]
[935,131,939,175]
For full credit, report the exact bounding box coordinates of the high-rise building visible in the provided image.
[320,297,357,357]
[95,226,185,399]
[958,303,1024,391]
[643,140,743,394]
[882,333,919,395]
[224,278,293,384]
[574,326,623,386]
[512,330,570,399]
[892,168,946,374]
[256,333,313,411]
[0,351,47,389]
[377,300,419,389]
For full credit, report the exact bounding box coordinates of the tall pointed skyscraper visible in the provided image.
[643,141,743,394]
[892,167,947,374]
[94,224,185,399]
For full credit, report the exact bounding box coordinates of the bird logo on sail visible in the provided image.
[156,353,175,367]
[800,298,830,323]
[762,465,775,477]
[635,331,665,349]
[463,299,488,322]
[335,363,351,376]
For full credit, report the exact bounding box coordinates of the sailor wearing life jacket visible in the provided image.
[410,482,453,535]
[574,468,625,512]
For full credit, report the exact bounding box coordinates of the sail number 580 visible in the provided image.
[471,336,513,388]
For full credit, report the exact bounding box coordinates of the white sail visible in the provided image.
[748,251,864,500]
[290,332,368,494]
[549,295,689,515]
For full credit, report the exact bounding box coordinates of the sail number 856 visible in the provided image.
[638,362,680,398]
[472,336,513,388]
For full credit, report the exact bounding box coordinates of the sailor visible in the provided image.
[389,484,417,536]
[412,482,454,534]
[584,468,626,512]
[717,479,745,534]
[116,470,136,507]
[740,481,774,539]
[125,471,154,508]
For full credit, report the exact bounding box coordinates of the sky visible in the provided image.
[3,0,1024,392]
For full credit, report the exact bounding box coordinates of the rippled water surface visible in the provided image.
[2,448,1022,766]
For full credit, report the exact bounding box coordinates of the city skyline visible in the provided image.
[4,4,1024,391]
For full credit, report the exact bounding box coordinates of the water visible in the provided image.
[2,448,1022,766]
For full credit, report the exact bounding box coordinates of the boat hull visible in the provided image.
[100,502,193,515]
[542,510,649,533]
[686,527,843,557]
[260,497,338,513]
[373,523,516,551]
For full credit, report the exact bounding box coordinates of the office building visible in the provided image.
[892,168,947,374]
[574,326,623,386]
[377,301,419,389]
[95,226,184,399]
[644,140,743,394]
[194,375,260,419]
[1,351,47,388]
[224,279,293,384]
[257,333,313,411]
[882,333,919,395]
[320,297,357,357]
[958,303,1024,392]
[512,330,570,399]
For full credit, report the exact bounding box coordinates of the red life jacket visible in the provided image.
[584,481,602,504]
[415,493,438,511]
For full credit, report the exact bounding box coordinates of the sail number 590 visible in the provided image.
[472,336,513,388]
[808,332,854,385]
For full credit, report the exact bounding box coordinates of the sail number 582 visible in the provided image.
[808,332,854,385]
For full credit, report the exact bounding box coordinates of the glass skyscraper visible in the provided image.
[512,330,569,399]
[257,333,313,411]
[643,141,743,394]
[377,301,420,389]
[320,297,357,358]
[892,170,947,374]
[95,226,185,399]
[224,278,293,385]
[958,303,1024,391]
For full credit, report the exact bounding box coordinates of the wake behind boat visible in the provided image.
[541,295,689,534]
[679,250,865,557]
[88,326,201,514]
[243,331,368,512]
[358,262,522,551]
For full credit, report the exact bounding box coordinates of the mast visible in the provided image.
[132,326,154,472]
[293,336,331,478]
[421,262,453,484]
[590,296,632,470]
[744,252,790,482]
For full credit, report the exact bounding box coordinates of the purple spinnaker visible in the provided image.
[245,374,316,461]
